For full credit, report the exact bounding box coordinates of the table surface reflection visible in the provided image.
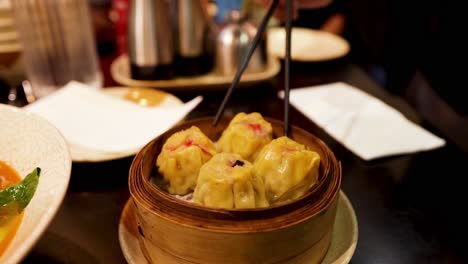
[20,61,468,264]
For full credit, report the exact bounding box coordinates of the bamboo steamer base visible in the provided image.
[133,198,338,264]
[119,191,358,264]
[138,228,333,264]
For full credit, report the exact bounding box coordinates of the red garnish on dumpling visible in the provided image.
[184,138,194,147]
[248,123,262,132]
[165,137,214,157]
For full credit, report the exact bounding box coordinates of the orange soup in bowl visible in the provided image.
[0,161,23,255]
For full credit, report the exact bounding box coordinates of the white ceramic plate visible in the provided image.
[118,191,358,264]
[69,87,183,163]
[267,27,350,62]
[0,104,72,264]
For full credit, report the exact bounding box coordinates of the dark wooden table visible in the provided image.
[18,60,468,264]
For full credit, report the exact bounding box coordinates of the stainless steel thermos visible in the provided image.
[128,0,174,80]
[173,0,213,76]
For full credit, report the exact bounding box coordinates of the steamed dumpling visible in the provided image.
[253,136,320,204]
[216,112,273,162]
[156,126,216,195]
[194,153,269,209]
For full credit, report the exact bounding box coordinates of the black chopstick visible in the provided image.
[212,0,280,127]
[284,0,293,136]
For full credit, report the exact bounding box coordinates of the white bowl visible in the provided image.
[0,104,72,264]
[267,27,350,62]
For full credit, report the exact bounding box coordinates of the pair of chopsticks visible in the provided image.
[213,0,293,137]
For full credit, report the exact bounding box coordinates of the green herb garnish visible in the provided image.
[0,168,40,225]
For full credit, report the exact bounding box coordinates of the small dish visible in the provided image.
[110,54,281,91]
[119,191,358,264]
[0,104,72,264]
[267,27,350,62]
[69,87,183,163]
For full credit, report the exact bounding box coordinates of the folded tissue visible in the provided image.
[279,82,445,160]
[25,81,202,154]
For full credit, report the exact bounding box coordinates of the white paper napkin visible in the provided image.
[278,82,445,160]
[24,81,202,154]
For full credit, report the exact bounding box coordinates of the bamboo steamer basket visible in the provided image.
[129,116,342,264]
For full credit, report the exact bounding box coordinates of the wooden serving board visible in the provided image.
[110,54,281,91]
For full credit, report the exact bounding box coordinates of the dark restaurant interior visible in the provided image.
[1,0,467,263]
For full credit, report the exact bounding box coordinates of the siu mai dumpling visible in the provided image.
[156,126,216,195]
[216,112,273,162]
[194,153,269,209]
[253,136,320,204]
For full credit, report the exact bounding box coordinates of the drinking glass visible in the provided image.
[12,0,103,99]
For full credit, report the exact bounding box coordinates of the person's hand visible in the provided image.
[256,0,333,20]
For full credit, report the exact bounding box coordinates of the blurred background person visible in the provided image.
[253,0,467,150]
[255,0,344,35]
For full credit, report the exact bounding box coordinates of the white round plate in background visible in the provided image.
[268,27,350,62]
[69,87,183,163]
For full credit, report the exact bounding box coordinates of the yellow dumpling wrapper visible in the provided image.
[194,153,269,209]
[156,126,216,195]
[216,112,273,162]
[253,136,320,204]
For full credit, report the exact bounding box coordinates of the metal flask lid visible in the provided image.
[215,10,267,76]
[127,0,174,80]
